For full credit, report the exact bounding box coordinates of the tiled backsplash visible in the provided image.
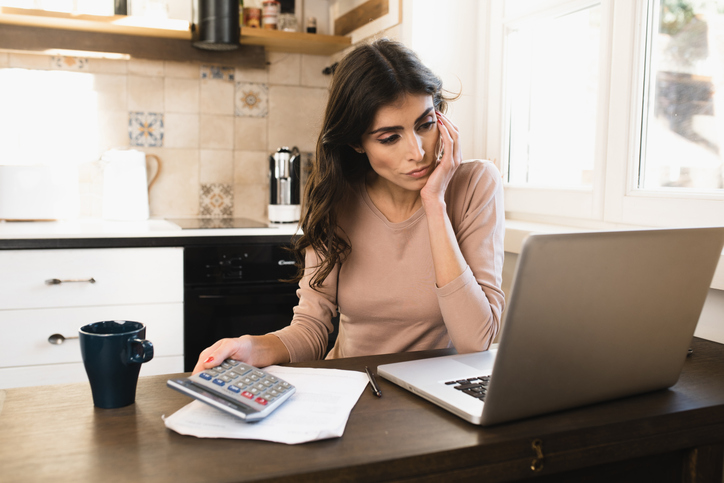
[0,50,331,222]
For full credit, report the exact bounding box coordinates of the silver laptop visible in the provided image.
[378,227,724,426]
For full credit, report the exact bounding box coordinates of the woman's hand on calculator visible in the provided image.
[192,334,291,374]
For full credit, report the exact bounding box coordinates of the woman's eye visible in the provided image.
[417,121,435,132]
[379,134,400,145]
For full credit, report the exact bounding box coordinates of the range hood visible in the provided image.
[191,0,239,51]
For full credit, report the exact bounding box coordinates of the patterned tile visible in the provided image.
[235,82,268,118]
[201,65,235,82]
[129,112,164,147]
[50,56,89,70]
[199,183,234,218]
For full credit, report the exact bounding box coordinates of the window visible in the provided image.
[487,0,724,227]
[506,4,601,189]
[639,0,724,192]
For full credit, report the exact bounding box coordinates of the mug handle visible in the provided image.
[128,339,154,364]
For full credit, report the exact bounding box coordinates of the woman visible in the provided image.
[193,38,505,373]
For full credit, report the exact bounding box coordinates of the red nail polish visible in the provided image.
[204,356,214,364]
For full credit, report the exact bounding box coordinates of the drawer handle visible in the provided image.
[45,278,96,285]
[48,333,79,345]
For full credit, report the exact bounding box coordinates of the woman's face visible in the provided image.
[358,94,439,194]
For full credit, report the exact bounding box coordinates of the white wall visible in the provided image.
[400,0,487,161]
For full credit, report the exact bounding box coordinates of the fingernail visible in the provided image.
[204,356,214,364]
[437,118,443,124]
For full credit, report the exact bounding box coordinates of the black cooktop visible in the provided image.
[166,218,271,230]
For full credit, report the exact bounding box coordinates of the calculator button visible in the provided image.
[226,360,239,366]
[241,391,254,399]
[280,381,290,388]
[199,373,213,381]
[221,362,232,370]
[228,385,241,393]
[212,379,225,386]
[249,387,260,395]
[254,383,266,391]
[262,380,272,387]
[219,375,231,382]
[255,397,268,406]
[240,377,253,385]
[274,384,287,393]
[266,376,278,383]
[227,372,240,379]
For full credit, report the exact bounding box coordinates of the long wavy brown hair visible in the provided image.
[292,38,452,289]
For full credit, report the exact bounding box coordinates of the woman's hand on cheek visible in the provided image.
[421,112,462,205]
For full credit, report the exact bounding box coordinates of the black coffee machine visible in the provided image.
[268,146,301,223]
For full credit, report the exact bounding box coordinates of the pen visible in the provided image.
[365,366,382,397]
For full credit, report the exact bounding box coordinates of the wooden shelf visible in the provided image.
[0,7,191,39]
[0,7,351,57]
[241,28,351,56]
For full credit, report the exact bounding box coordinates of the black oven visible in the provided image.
[182,243,299,371]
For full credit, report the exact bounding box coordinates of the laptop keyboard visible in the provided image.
[445,375,491,401]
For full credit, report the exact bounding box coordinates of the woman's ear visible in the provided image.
[350,144,365,154]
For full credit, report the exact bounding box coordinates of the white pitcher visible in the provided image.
[101,149,161,221]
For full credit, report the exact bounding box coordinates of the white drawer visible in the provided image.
[0,247,183,310]
[0,303,183,368]
[0,356,184,389]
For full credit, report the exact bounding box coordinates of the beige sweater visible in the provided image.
[273,160,506,362]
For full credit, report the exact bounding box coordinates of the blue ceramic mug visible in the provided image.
[79,320,154,409]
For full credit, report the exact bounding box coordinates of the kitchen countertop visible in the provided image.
[3,219,722,292]
[0,218,300,249]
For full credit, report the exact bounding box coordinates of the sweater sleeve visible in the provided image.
[271,246,338,362]
[436,160,506,353]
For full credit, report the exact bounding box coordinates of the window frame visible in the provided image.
[486,0,724,228]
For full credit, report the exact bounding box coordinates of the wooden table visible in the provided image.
[2,338,724,482]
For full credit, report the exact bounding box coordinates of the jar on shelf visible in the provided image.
[277,13,297,32]
[243,7,261,28]
[262,0,280,30]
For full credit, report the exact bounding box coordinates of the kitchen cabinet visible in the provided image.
[0,247,183,389]
[330,0,401,43]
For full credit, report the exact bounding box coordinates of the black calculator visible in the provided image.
[167,359,296,422]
